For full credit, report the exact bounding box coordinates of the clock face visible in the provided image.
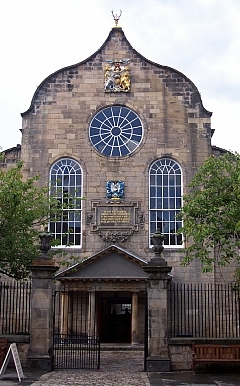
[89,106,143,157]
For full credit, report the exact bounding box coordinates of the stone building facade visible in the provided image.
[2,25,233,356]
[19,26,214,278]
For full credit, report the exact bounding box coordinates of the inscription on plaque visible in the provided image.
[101,210,130,224]
[91,202,142,242]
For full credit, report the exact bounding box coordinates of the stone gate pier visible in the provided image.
[27,232,58,370]
[144,231,172,372]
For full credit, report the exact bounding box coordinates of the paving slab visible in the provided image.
[1,351,240,386]
[148,371,240,386]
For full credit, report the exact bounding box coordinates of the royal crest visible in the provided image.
[106,180,125,202]
[104,60,130,93]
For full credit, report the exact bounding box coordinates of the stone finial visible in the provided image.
[39,231,52,259]
[151,229,166,266]
[31,230,56,266]
[152,228,165,255]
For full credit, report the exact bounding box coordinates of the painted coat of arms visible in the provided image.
[104,60,130,93]
[106,180,125,202]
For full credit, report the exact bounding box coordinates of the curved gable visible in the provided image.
[21,27,210,118]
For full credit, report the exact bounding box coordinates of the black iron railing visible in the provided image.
[53,334,100,369]
[53,287,100,369]
[0,281,31,335]
[168,283,240,338]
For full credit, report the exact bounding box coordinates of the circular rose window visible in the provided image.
[89,106,143,157]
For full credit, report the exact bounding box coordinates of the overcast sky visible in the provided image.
[1,0,239,152]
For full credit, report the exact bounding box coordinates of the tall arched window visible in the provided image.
[149,158,183,247]
[50,158,82,247]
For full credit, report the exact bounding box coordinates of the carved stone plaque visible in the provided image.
[90,202,143,242]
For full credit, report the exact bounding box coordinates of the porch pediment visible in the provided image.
[56,245,148,280]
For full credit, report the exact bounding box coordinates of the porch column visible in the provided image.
[60,292,70,336]
[131,292,138,345]
[88,291,96,338]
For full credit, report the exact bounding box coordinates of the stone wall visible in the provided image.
[169,343,192,370]
[19,27,214,283]
[0,144,21,170]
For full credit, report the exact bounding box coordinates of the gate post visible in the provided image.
[143,230,172,372]
[27,232,58,370]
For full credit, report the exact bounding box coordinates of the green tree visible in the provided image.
[0,161,63,279]
[179,152,240,277]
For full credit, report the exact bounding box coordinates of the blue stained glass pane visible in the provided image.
[90,128,99,136]
[169,175,175,186]
[101,123,111,131]
[156,211,163,221]
[150,222,156,233]
[127,111,135,121]
[120,145,129,156]
[118,116,125,126]
[121,123,131,131]
[107,137,114,146]
[131,135,141,142]
[164,211,170,222]
[108,117,115,126]
[97,111,106,121]
[150,211,156,221]
[103,146,112,156]
[103,108,112,118]
[112,106,121,115]
[163,175,168,186]
[133,126,142,135]
[121,130,132,138]
[157,187,162,197]
[57,177,62,186]
[176,187,181,197]
[95,142,105,152]
[113,137,119,147]
[118,137,124,146]
[177,221,182,230]
[91,135,101,145]
[150,198,156,209]
[163,187,168,197]
[70,175,75,186]
[121,107,130,117]
[157,175,162,185]
[176,175,181,185]
[150,186,156,196]
[100,133,110,141]
[163,198,168,209]
[170,235,176,245]
[176,198,182,208]
[169,187,175,197]
[163,222,169,232]
[150,175,155,185]
[112,147,120,157]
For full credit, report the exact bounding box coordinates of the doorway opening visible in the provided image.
[100,293,132,343]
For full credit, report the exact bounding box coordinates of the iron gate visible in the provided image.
[53,287,100,369]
